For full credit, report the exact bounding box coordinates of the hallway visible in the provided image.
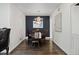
[1,3,79,55]
[10,40,66,55]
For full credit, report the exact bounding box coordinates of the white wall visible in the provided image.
[0,3,10,28]
[50,14,54,39]
[71,6,79,54]
[71,6,79,34]
[52,4,73,54]
[0,3,25,53]
[50,5,61,39]
[9,4,25,52]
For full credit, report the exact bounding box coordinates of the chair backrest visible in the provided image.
[0,28,11,52]
[2,28,11,47]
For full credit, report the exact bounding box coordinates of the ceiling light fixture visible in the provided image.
[34,16,43,24]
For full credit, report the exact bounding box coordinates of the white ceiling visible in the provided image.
[13,3,61,16]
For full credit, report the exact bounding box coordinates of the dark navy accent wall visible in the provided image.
[26,16,50,37]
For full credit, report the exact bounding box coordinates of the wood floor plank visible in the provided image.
[10,40,66,55]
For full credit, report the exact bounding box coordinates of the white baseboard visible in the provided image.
[45,37,53,40]
[9,39,24,53]
[24,36,28,40]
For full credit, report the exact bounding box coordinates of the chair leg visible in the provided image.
[6,47,9,55]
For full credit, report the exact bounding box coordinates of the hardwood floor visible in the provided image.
[10,40,66,55]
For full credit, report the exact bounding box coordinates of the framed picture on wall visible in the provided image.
[55,13,62,32]
[33,17,43,28]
